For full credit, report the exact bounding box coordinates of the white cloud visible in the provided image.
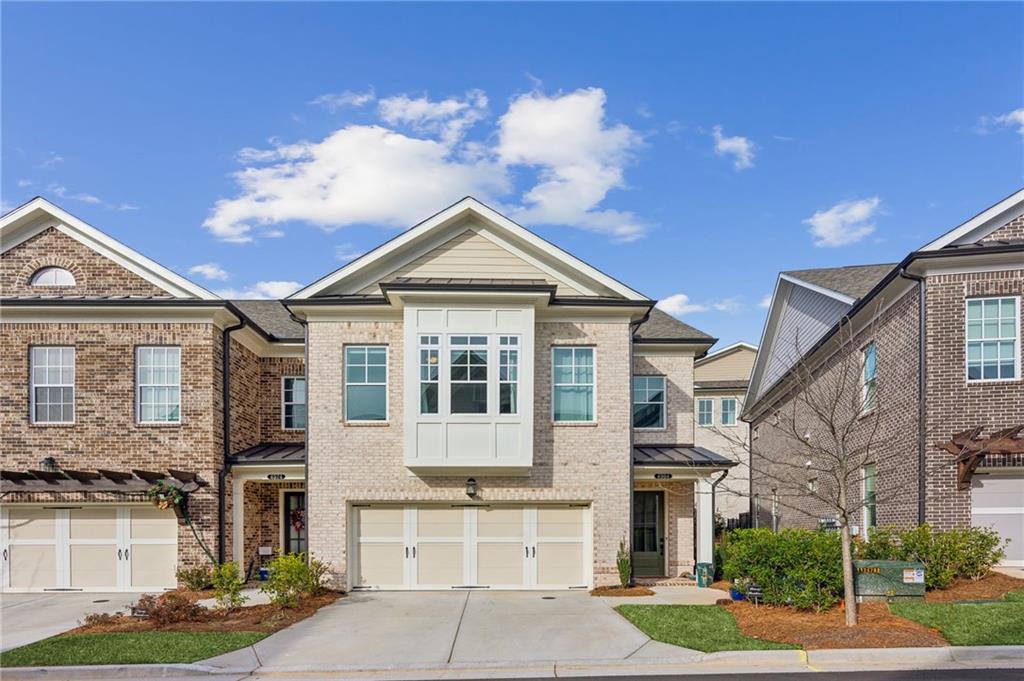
[979,108,1024,136]
[657,293,708,316]
[497,88,647,242]
[309,88,376,112]
[759,294,773,309]
[205,87,647,244]
[115,202,140,211]
[17,179,32,188]
[188,263,229,281]
[39,152,64,168]
[335,243,365,262]
[713,297,744,314]
[49,184,101,204]
[805,197,881,247]
[215,280,303,299]
[712,125,755,170]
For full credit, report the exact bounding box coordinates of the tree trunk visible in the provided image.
[840,522,858,626]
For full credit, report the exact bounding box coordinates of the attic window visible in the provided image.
[31,266,76,287]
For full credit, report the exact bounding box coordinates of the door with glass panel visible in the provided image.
[282,492,307,555]
[632,492,664,577]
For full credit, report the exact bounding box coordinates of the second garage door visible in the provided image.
[352,504,590,590]
[972,473,1024,567]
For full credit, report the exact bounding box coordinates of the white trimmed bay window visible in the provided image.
[137,346,181,423]
[552,347,595,422]
[450,335,489,414]
[30,346,75,424]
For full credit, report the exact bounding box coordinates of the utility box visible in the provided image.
[853,560,926,602]
[695,563,712,588]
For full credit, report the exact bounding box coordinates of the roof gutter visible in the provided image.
[218,314,246,564]
[898,267,928,526]
[626,303,654,586]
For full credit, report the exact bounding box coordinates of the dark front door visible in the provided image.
[632,491,664,577]
[282,491,307,555]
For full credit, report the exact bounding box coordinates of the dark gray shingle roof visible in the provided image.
[634,308,714,342]
[232,300,304,340]
[783,263,896,301]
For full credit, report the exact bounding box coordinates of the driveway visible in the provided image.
[0,592,135,651]
[233,590,706,672]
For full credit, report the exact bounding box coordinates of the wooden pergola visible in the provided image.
[937,426,1024,490]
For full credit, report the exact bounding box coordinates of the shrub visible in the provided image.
[81,611,119,627]
[721,528,843,611]
[176,565,213,591]
[211,561,247,610]
[260,552,328,607]
[135,591,208,624]
[616,538,631,587]
[953,526,1006,580]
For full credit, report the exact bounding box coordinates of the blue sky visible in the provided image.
[3,2,1022,347]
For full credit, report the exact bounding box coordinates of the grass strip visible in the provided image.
[616,604,797,652]
[0,631,267,667]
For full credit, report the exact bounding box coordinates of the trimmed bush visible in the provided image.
[720,528,843,611]
[211,561,246,610]
[260,552,329,608]
[135,592,208,624]
[616,538,631,588]
[857,525,1006,589]
[176,565,213,591]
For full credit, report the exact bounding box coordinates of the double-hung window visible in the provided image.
[862,342,878,412]
[499,336,519,415]
[137,346,181,423]
[720,398,738,425]
[862,463,878,530]
[697,398,714,427]
[633,376,665,428]
[966,297,1019,381]
[419,336,440,415]
[450,336,488,414]
[30,346,75,424]
[282,377,306,429]
[552,347,594,422]
[345,346,388,421]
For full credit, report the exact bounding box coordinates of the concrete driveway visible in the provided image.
[1,592,135,651]
[227,590,705,672]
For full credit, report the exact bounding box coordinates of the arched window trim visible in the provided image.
[30,266,77,287]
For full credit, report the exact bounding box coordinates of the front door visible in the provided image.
[632,491,664,577]
[282,492,307,555]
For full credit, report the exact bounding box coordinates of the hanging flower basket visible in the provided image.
[146,480,186,521]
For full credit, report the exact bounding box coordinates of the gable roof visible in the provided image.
[694,341,757,366]
[289,197,647,301]
[231,300,304,340]
[920,187,1024,251]
[1,197,217,300]
[634,308,715,343]
[782,263,896,301]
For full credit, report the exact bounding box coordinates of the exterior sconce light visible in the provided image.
[39,456,58,472]
[465,478,478,499]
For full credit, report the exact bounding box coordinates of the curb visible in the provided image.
[0,663,231,680]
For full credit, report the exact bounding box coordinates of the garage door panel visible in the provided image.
[478,508,523,538]
[536,542,584,586]
[417,508,464,538]
[417,542,464,585]
[478,542,525,586]
[357,543,405,587]
[10,545,57,589]
[130,507,177,540]
[130,544,176,587]
[537,507,584,538]
[972,474,1023,565]
[70,508,117,540]
[359,508,405,539]
[8,508,56,541]
[70,545,118,588]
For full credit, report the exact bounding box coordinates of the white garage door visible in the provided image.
[352,504,590,590]
[1,505,178,592]
[972,473,1024,567]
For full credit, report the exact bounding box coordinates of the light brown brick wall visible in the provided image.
[306,319,633,588]
[633,351,695,446]
[981,214,1024,243]
[259,357,306,443]
[1,227,167,297]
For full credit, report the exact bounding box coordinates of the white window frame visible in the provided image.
[30,266,76,287]
[720,397,738,426]
[965,296,1020,383]
[861,342,878,413]
[449,335,490,415]
[281,376,306,430]
[697,398,714,427]
[551,346,596,423]
[498,335,520,416]
[30,346,75,425]
[136,346,182,424]
[418,335,440,416]
[632,375,666,430]
[862,463,878,531]
[345,345,389,422]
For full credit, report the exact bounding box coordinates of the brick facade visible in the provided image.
[632,350,695,447]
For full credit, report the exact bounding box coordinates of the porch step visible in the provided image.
[635,576,697,587]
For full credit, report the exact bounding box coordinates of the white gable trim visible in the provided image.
[919,188,1024,252]
[694,341,758,367]
[1,197,217,299]
[778,273,856,305]
[289,197,646,300]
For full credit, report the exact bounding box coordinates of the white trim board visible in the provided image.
[920,188,1024,251]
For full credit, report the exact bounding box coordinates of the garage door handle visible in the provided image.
[412,547,416,558]
[125,549,129,560]
[525,546,529,558]
[531,546,535,558]
[405,547,409,558]
[2,549,6,561]
[118,549,123,560]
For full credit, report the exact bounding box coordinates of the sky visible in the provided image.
[3,2,1022,348]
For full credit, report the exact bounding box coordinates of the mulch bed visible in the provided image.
[591,585,656,597]
[726,600,948,649]
[924,573,1024,602]
[67,592,341,635]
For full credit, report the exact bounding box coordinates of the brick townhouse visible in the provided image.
[0,196,746,593]
[743,189,1024,566]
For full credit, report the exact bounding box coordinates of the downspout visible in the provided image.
[898,268,927,526]
[627,306,653,586]
[218,314,246,564]
[287,308,310,565]
[710,469,729,573]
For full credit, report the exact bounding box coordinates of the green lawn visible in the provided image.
[890,598,1024,646]
[0,631,267,667]
[616,605,797,652]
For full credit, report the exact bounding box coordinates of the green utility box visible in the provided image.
[695,562,712,588]
[853,560,926,602]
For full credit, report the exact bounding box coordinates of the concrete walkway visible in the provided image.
[0,592,134,652]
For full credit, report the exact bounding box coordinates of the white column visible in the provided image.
[232,475,246,564]
[695,476,714,566]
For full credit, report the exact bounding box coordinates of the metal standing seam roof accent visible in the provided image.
[228,443,306,465]
[632,445,737,467]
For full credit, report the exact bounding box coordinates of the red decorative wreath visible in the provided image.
[290,507,306,533]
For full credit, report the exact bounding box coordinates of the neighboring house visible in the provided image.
[693,342,757,524]
[0,196,735,593]
[744,189,1024,566]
